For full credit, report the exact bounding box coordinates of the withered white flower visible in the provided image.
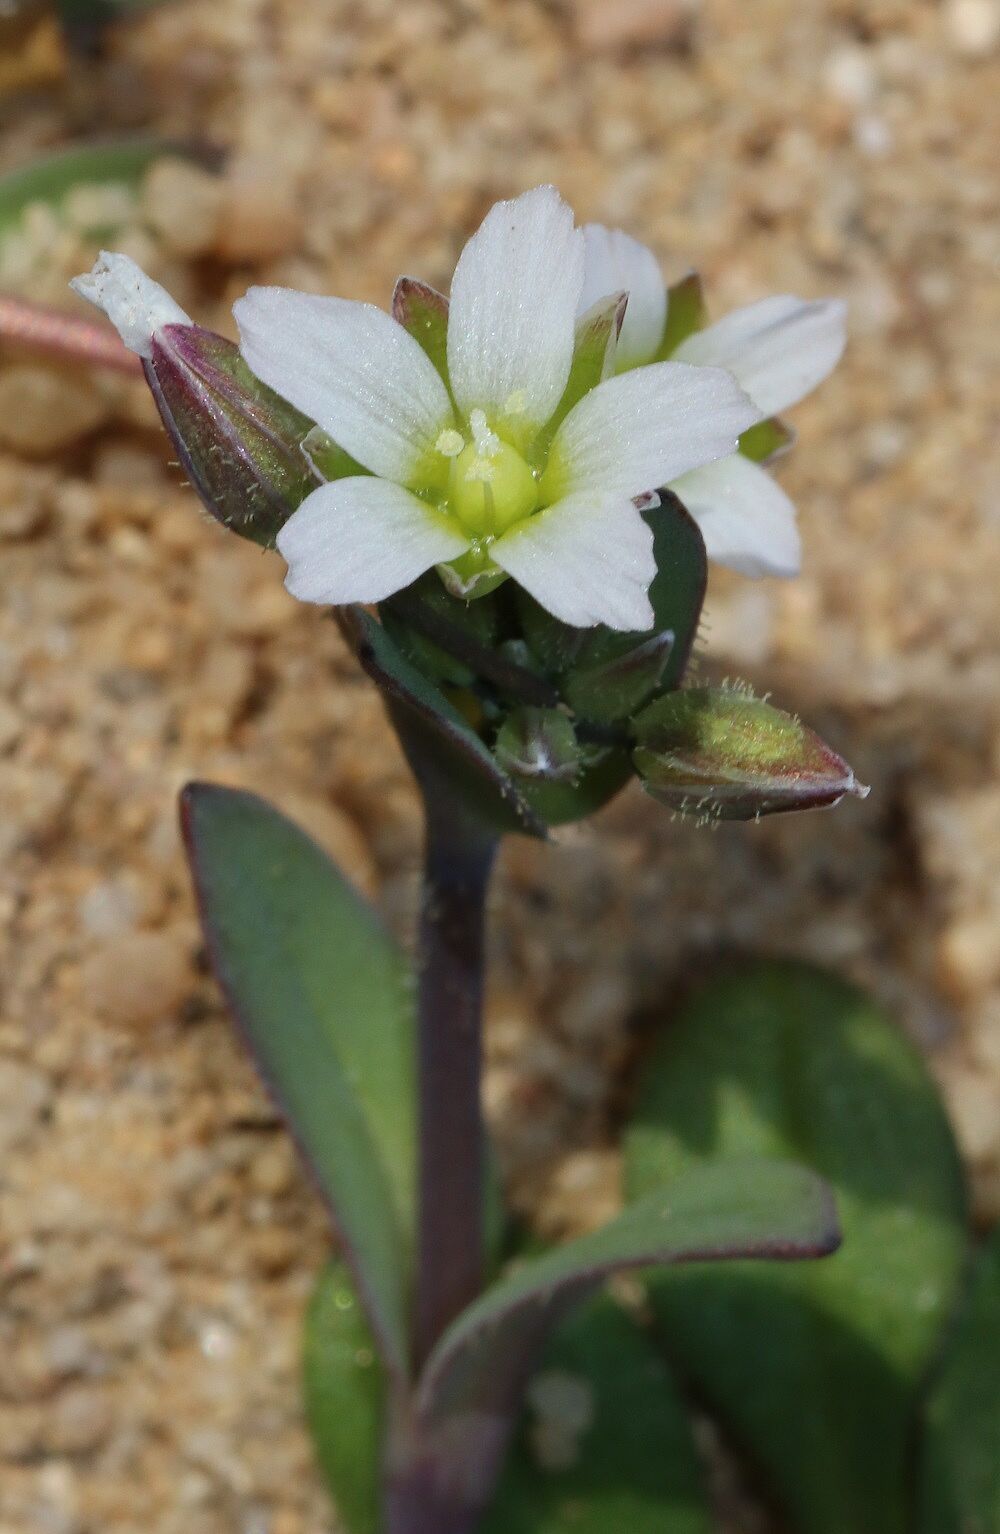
[578,222,848,579]
[233,188,760,630]
[72,190,761,631]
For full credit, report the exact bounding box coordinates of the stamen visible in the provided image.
[435,427,465,458]
[504,388,527,416]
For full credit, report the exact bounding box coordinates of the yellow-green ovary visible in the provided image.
[448,438,539,538]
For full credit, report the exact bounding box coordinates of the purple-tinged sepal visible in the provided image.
[633,685,869,820]
[146,324,320,547]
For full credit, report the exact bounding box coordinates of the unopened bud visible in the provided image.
[72,252,318,546]
[495,707,581,784]
[146,324,319,546]
[633,686,869,820]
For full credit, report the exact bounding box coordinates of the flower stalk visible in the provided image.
[0,292,142,374]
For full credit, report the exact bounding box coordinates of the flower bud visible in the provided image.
[495,707,582,785]
[633,687,869,820]
[71,252,318,546]
[145,323,319,547]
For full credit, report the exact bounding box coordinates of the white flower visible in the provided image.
[70,251,191,358]
[233,187,759,632]
[579,223,847,579]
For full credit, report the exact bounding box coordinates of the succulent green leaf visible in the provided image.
[304,1262,385,1534]
[0,138,197,239]
[918,1229,1000,1534]
[342,606,546,839]
[739,416,796,464]
[633,685,865,819]
[659,272,708,358]
[418,1158,838,1431]
[626,961,968,1534]
[392,277,450,385]
[483,1295,711,1534]
[180,783,414,1381]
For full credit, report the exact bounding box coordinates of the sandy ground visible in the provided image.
[0,1,999,1530]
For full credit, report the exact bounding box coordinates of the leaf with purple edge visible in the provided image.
[180,782,414,1383]
[626,960,968,1534]
[342,606,546,839]
[406,1158,838,1530]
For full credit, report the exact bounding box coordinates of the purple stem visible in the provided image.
[413,804,498,1372]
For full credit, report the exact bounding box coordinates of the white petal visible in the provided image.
[579,224,666,369]
[671,454,801,578]
[547,361,761,502]
[674,295,847,415]
[276,478,469,606]
[70,251,191,359]
[235,288,453,484]
[447,186,584,433]
[492,493,655,631]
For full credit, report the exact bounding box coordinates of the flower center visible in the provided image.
[443,409,539,538]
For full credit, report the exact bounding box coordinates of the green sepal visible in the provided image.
[564,630,674,725]
[342,606,546,839]
[917,1229,1000,1534]
[392,277,450,385]
[626,960,968,1534]
[536,293,627,451]
[301,424,370,483]
[515,493,707,706]
[659,272,708,358]
[739,416,796,464]
[483,1295,711,1534]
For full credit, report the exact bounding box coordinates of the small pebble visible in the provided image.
[944,0,1000,55]
[141,158,224,259]
[213,176,302,263]
[77,929,192,1026]
[0,367,108,455]
[574,0,691,51]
